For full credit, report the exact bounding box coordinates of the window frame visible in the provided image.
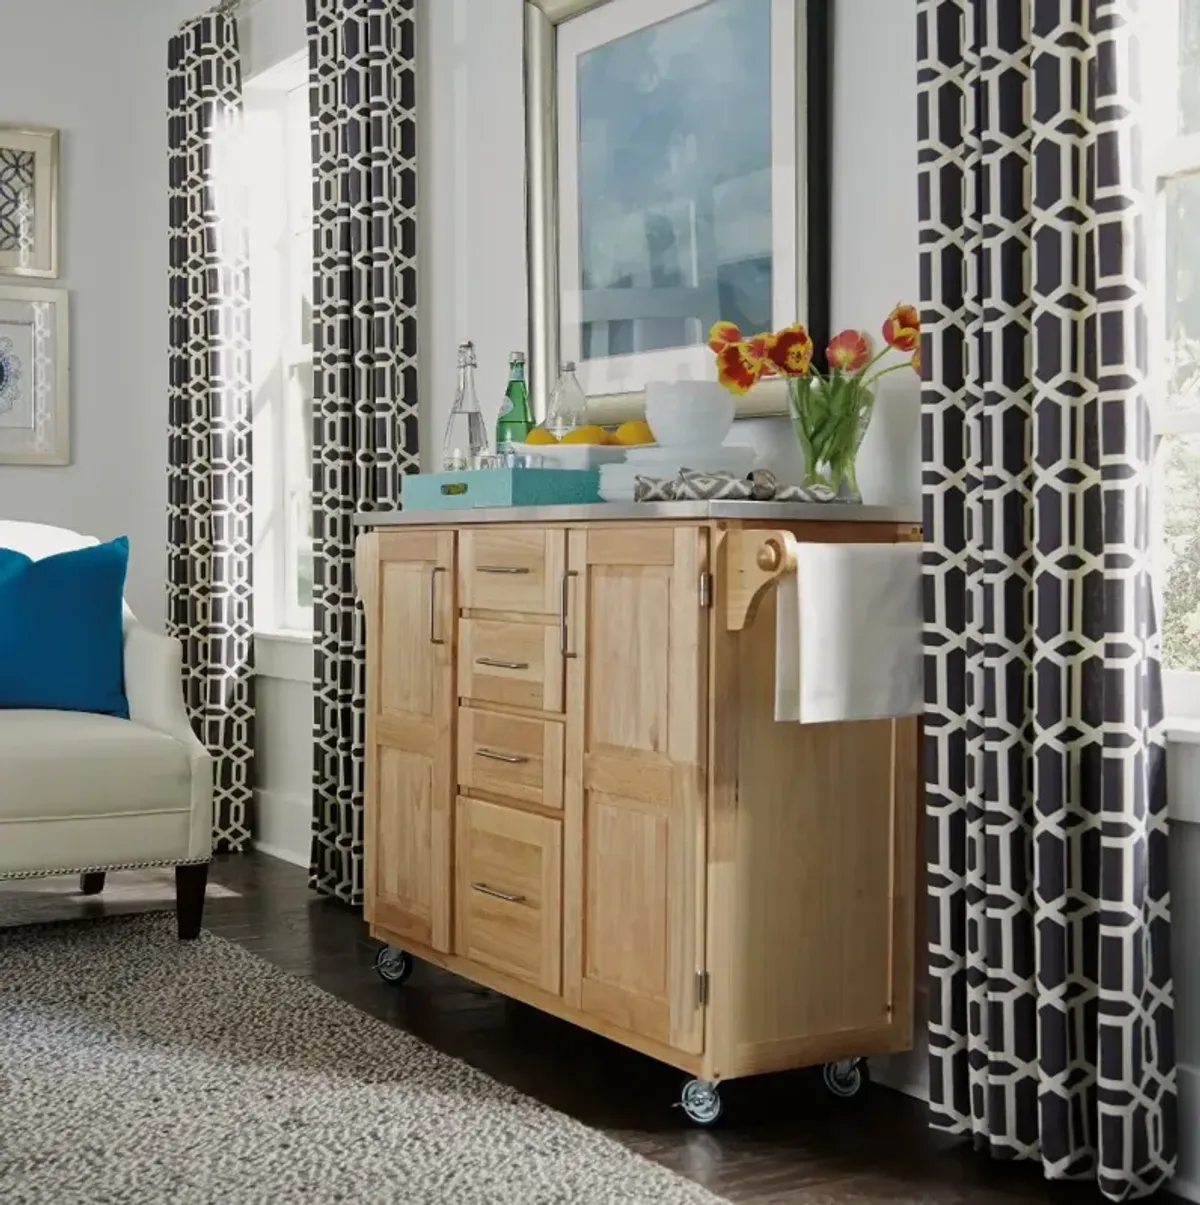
[245,53,314,639]
[1148,0,1200,719]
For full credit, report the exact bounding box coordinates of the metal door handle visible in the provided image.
[471,882,526,904]
[559,570,578,658]
[475,748,529,765]
[478,565,531,575]
[429,566,446,645]
[475,657,529,671]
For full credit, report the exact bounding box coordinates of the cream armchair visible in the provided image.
[0,522,213,938]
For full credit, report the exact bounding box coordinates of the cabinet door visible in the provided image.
[358,529,455,951]
[562,527,708,1054]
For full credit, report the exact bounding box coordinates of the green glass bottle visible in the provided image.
[495,352,533,453]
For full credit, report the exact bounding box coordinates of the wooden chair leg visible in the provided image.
[175,862,209,940]
[79,872,106,896]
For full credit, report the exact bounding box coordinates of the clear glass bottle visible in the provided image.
[545,361,588,438]
[442,340,489,471]
[495,351,534,454]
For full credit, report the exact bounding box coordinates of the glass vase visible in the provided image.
[787,376,874,500]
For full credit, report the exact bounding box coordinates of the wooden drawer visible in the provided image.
[459,618,564,713]
[455,796,562,994]
[459,528,565,615]
[457,707,564,810]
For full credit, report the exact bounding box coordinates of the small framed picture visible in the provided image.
[0,126,59,278]
[0,284,69,465]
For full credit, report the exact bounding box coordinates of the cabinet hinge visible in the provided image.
[695,970,711,1007]
[699,572,713,609]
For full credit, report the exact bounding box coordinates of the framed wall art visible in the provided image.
[0,285,70,465]
[526,0,831,421]
[0,125,59,279]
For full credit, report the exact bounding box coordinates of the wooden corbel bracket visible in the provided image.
[725,529,799,631]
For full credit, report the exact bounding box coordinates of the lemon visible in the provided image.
[525,427,559,445]
[613,419,655,446]
[560,424,608,445]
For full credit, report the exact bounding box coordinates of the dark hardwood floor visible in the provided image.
[0,853,1152,1204]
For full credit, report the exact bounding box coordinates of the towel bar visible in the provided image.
[725,529,800,631]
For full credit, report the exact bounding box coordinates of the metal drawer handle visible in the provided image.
[559,570,578,658]
[478,565,531,575]
[471,882,527,904]
[475,748,529,765]
[476,657,529,671]
[429,566,446,646]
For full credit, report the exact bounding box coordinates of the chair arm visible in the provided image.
[123,623,214,861]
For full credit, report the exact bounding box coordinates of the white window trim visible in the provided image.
[254,631,313,684]
[1148,1,1200,723]
[246,51,314,645]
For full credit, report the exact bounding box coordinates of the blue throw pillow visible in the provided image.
[0,536,130,718]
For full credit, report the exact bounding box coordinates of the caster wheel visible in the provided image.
[679,1078,723,1126]
[374,946,414,985]
[823,1058,869,1099]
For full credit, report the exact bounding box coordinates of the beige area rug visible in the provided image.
[0,914,726,1204]
[0,868,237,929]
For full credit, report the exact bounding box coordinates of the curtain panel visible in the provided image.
[917,1,1175,1196]
[307,0,420,903]
[166,11,255,853]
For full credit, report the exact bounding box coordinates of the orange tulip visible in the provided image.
[716,341,765,394]
[707,321,743,354]
[826,329,870,373]
[912,345,922,376]
[882,303,920,352]
[766,323,814,377]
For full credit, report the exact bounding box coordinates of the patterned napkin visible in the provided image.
[633,468,838,504]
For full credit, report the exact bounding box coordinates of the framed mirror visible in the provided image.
[526,0,831,422]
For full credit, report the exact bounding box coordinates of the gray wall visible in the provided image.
[0,0,207,624]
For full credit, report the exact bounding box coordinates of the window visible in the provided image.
[1151,1,1200,716]
[246,55,314,636]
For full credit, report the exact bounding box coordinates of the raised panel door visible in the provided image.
[562,526,709,1054]
[358,529,455,951]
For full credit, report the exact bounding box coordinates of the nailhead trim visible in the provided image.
[0,857,211,882]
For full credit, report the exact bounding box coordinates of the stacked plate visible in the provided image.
[598,445,756,502]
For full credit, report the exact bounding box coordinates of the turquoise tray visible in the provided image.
[402,467,602,511]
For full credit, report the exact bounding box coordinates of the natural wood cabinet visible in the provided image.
[358,511,919,1116]
[455,795,562,993]
[563,526,708,1054]
[360,530,455,952]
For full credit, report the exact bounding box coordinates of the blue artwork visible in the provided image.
[0,336,23,416]
[0,149,35,253]
[576,0,774,361]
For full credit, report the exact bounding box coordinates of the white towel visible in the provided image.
[774,542,923,724]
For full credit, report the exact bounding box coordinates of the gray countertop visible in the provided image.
[354,501,920,527]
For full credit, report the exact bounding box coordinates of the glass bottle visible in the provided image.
[442,340,489,471]
[545,361,588,437]
[495,351,534,454]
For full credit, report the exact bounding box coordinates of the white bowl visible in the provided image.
[644,381,735,449]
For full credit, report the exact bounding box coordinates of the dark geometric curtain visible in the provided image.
[308,0,420,903]
[166,12,255,853]
[918,2,1176,1196]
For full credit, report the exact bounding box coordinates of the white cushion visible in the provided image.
[0,710,192,823]
[0,521,98,560]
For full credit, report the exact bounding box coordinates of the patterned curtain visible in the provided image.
[918,2,1175,1197]
[308,0,420,903]
[166,12,255,853]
